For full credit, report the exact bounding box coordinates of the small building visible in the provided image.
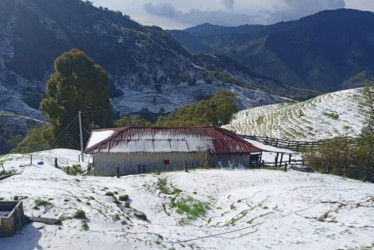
[0,201,25,237]
[85,126,262,176]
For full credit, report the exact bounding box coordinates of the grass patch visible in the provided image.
[172,196,210,224]
[261,166,284,171]
[343,125,351,131]
[256,116,264,125]
[226,210,248,226]
[62,165,82,176]
[35,199,53,207]
[81,219,89,231]
[323,112,339,120]
[157,178,182,195]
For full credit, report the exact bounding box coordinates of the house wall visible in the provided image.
[93,152,260,176]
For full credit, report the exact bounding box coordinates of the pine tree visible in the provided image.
[40,48,113,148]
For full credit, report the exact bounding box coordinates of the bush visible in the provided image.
[305,137,355,176]
[73,209,86,219]
[306,136,374,182]
[119,195,129,201]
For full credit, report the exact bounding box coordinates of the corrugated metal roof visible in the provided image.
[85,126,261,154]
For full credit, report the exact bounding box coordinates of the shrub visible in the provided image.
[119,195,129,201]
[73,209,86,219]
[81,220,89,231]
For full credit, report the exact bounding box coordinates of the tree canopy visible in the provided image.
[115,91,237,127]
[40,48,113,148]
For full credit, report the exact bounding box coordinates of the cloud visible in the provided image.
[143,0,348,28]
[268,0,346,22]
[222,0,234,10]
[144,2,262,27]
[144,2,177,17]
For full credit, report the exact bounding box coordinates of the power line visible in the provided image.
[80,109,108,114]
[53,115,79,146]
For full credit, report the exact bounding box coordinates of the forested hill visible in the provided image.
[168,9,374,91]
[0,0,295,121]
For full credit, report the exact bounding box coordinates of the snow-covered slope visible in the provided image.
[1,149,373,249]
[224,88,365,140]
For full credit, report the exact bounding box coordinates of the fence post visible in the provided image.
[275,153,279,167]
[116,166,120,178]
[54,158,58,168]
[284,163,288,172]
[30,155,32,165]
[280,153,284,167]
[296,142,299,151]
[289,154,292,164]
[276,138,279,147]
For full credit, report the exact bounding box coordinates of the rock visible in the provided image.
[134,212,147,221]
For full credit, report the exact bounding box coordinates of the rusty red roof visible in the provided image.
[85,126,261,154]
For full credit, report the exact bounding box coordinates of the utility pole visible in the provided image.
[78,111,84,162]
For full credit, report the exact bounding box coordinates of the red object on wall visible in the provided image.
[163,159,170,165]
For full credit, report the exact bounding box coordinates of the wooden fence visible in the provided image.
[241,135,357,152]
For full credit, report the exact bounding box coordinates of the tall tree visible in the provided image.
[357,80,374,181]
[40,48,113,148]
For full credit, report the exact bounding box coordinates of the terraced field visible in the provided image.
[224,88,365,141]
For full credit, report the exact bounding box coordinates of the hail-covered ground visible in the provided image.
[1,148,373,250]
[224,88,365,141]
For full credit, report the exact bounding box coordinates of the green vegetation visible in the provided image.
[172,196,210,224]
[15,49,113,152]
[256,116,264,125]
[62,165,82,176]
[115,91,237,127]
[35,199,53,207]
[157,178,182,195]
[119,195,129,201]
[323,112,340,120]
[156,91,237,126]
[81,219,89,231]
[73,209,86,219]
[306,82,374,183]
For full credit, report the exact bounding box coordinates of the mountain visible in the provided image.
[223,87,365,141]
[168,9,374,91]
[0,0,301,118]
[0,0,305,153]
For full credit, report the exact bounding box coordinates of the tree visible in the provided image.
[115,115,152,127]
[40,49,113,148]
[154,91,237,126]
[356,80,374,181]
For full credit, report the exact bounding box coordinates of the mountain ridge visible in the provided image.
[168,9,374,91]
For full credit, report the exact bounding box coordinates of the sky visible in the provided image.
[90,0,374,29]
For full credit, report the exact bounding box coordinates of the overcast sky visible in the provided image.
[90,0,374,29]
